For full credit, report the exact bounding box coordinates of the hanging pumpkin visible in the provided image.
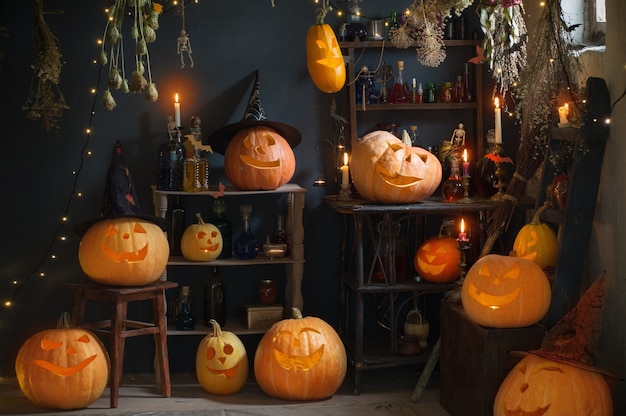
[223,126,296,191]
[181,213,223,262]
[512,202,558,269]
[306,20,346,93]
[196,319,248,395]
[350,131,442,204]
[78,217,169,286]
[253,307,347,400]
[494,354,613,415]
[414,225,461,283]
[15,313,110,410]
[461,253,551,328]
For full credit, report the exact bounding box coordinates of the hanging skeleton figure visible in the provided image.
[177,29,194,68]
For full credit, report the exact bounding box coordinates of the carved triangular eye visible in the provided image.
[503,263,521,280]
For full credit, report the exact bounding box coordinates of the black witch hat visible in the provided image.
[207,70,302,155]
[75,140,169,236]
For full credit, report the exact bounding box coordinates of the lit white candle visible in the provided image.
[558,103,569,125]
[494,97,502,144]
[462,149,470,177]
[341,152,350,186]
[174,93,181,127]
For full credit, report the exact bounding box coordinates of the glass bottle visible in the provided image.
[234,204,259,259]
[388,61,411,104]
[463,63,473,102]
[274,214,286,245]
[212,199,232,259]
[424,82,437,103]
[204,267,226,326]
[258,279,278,305]
[409,125,421,147]
[454,75,465,103]
[175,286,196,331]
[165,195,184,256]
[441,156,464,202]
[183,149,210,192]
[416,82,424,103]
[157,131,185,191]
[441,81,453,103]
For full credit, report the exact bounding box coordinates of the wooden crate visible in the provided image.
[439,301,546,416]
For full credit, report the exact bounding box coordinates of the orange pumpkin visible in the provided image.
[513,203,558,269]
[181,213,223,262]
[78,217,169,286]
[494,354,613,415]
[253,308,347,400]
[306,22,346,93]
[414,228,461,283]
[461,254,551,328]
[196,319,248,395]
[350,131,442,204]
[224,126,296,190]
[15,313,110,410]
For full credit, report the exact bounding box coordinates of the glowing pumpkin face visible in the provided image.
[306,23,346,93]
[350,131,442,204]
[224,126,296,190]
[15,327,110,410]
[253,308,347,400]
[414,235,460,283]
[181,213,223,262]
[513,204,558,269]
[494,354,613,416]
[78,217,169,286]
[461,254,551,328]
[196,320,248,395]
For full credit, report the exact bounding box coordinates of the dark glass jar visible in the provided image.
[258,279,278,305]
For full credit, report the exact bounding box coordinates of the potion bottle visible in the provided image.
[441,156,464,202]
[212,199,232,259]
[388,61,411,104]
[175,286,196,331]
[157,131,185,191]
[204,267,226,326]
[234,205,259,260]
[165,195,184,256]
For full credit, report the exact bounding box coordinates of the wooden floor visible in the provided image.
[1,367,451,415]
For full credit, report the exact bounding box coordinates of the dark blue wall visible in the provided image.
[0,0,489,375]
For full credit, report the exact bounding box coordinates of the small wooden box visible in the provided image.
[439,301,546,416]
[240,304,284,330]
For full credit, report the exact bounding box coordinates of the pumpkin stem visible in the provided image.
[209,319,222,337]
[315,0,331,24]
[530,202,550,225]
[196,212,205,225]
[291,307,303,319]
[57,312,73,329]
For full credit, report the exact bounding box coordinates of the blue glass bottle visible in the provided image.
[234,205,259,260]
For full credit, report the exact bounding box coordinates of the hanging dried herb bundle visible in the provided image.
[22,0,68,132]
[480,0,584,257]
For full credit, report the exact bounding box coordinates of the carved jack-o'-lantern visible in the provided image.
[461,254,551,328]
[513,203,558,269]
[253,308,347,400]
[15,314,110,410]
[196,319,248,395]
[224,126,296,190]
[494,354,613,416]
[414,231,460,283]
[350,131,442,204]
[78,217,169,286]
[306,22,346,93]
[181,213,223,262]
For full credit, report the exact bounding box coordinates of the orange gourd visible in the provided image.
[350,131,442,204]
[224,126,296,190]
[513,203,558,269]
[196,319,248,395]
[15,313,110,410]
[306,21,346,93]
[414,225,461,283]
[78,217,169,286]
[181,213,223,262]
[494,354,613,415]
[253,308,347,400]
[461,253,551,328]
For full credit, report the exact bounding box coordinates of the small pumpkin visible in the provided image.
[78,217,169,286]
[196,319,248,395]
[224,126,296,190]
[404,309,430,349]
[414,225,461,283]
[15,313,110,410]
[253,307,347,400]
[494,354,613,416]
[350,131,442,204]
[513,202,558,269]
[461,253,551,328]
[306,20,346,93]
[181,213,223,262]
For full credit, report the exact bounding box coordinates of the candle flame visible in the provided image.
[175,93,179,103]
[343,152,349,166]
[494,97,500,109]
[460,218,465,233]
[463,148,468,162]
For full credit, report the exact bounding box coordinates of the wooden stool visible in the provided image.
[63,280,178,408]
